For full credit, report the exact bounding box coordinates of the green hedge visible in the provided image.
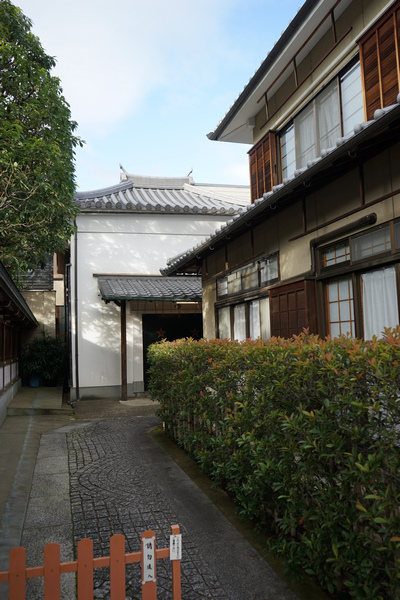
[148,330,400,599]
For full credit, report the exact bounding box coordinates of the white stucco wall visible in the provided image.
[70,212,234,398]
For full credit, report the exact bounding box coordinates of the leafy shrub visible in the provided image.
[148,330,400,599]
[20,331,66,385]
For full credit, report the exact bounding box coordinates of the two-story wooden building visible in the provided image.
[163,0,400,341]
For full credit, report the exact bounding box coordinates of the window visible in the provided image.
[351,226,391,261]
[216,254,278,340]
[260,254,279,286]
[320,224,394,269]
[320,221,400,339]
[326,277,355,337]
[362,267,399,339]
[233,304,246,342]
[260,297,271,339]
[281,124,295,180]
[241,264,259,291]
[217,297,271,341]
[217,254,279,299]
[295,101,317,170]
[280,62,363,179]
[249,300,261,340]
[321,241,350,268]
[218,306,231,339]
[340,62,364,135]
[395,221,400,249]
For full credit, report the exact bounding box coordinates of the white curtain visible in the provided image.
[260,297,271,340]
[316,79,341,152]
[218,306,231,339]
[233,304,246,342]
[362,267,399,339]
[340,62,363,136]
[249,301,261,340]
[295,103,316,168]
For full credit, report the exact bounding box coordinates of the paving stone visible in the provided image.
[13,415,303,600]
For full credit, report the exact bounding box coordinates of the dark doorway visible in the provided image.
[142,313,202,389]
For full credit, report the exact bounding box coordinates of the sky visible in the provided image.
[15,0,301,192]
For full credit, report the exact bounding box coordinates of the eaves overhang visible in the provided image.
[96,275,202,303]
[0,262,38,328]
[164,100,400,276]
[208,0,331,143]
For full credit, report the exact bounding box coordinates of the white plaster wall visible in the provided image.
[71,212,234,396]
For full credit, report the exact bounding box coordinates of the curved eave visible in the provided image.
[207,0,321,143]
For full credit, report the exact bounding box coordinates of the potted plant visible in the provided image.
[20,331,66,387]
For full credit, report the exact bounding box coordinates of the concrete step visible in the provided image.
[7,386,74,417]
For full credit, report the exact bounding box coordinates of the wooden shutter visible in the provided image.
[249,132,277,203]
[359,1,400,120]
[269,280,317,338]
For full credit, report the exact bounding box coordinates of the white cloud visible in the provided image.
[17,0,243,134]
[14,0,299,190]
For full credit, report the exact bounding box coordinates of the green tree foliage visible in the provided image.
[0,0,83,276]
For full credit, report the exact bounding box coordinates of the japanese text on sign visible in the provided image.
[170,534,182,560]
[142,536,156,583]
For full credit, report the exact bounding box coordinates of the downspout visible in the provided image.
[120,299,127,401]
[74,220,80,400]
[309,213,377,275]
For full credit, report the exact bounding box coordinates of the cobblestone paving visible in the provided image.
[67,417,229,600]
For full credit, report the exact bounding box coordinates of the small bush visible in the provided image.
[20,331,66,385]
[148,330,400,599]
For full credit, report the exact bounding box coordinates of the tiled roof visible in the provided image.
[97,275,202,302]
[74,178,245,216]
[163,97,400,275]
[20,254,54,292]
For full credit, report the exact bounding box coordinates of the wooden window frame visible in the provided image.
[216,253,279,300]
[276,58,361,182]
[215,293,271,341]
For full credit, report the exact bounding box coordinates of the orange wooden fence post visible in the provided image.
[2,525,181,600]
[141,530,157,600]
[44,543,61,600]
[170,525,182,600]
[9,547,26,600]
[77,538,93,599]
[110,534,126,600]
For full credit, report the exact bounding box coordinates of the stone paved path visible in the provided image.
[18,415,302,600]
[67,417,228,599]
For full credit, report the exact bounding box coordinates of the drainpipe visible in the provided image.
[121,300,127,401]
[74,221,80,400]
[309,213,377,276]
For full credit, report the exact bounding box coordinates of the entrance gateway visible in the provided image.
[142,313,202,389]
[96,275,202,399]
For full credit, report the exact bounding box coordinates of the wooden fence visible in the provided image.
[0,525,182,600]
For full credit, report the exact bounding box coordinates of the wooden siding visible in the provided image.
[360,0,400,120]
[249,132,277,203]
[269,280,317,338]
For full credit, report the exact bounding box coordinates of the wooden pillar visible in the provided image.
[121,300,127,401]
